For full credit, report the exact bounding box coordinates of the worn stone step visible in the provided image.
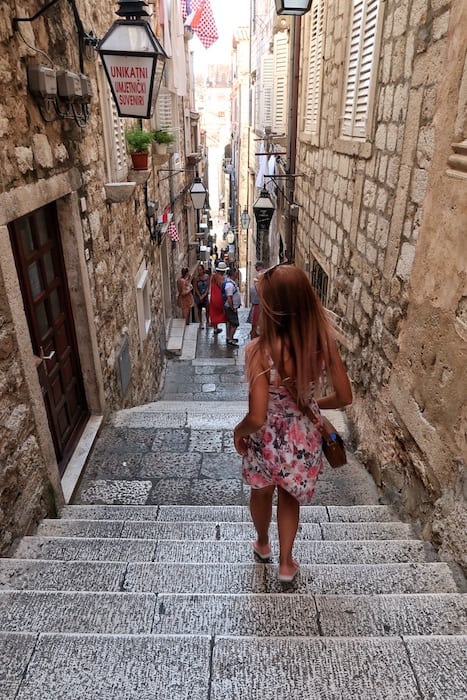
[39,519,401,542]
[39,519,414,542]
[0,590,464,639]
[0,560,462,595]
[11,536,436,564]
[0,591,157,634]
[154,592,467,637]
[58,504,398,522]
[1,632,465,699]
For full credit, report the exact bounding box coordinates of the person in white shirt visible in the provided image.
[223,268,241,345]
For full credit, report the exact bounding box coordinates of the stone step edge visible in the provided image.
[1,590,464,601]
[13,535,429,551]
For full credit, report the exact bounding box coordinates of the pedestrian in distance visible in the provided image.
[223,267,242,345]
[192,263,210,329]
[248,260,265,340]
[176,267,194,325]
[233,264,352,582]
[210,261,228,335]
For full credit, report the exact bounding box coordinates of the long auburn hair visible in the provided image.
[247,265,333,406]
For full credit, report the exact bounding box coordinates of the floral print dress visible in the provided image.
[242,379,323,505]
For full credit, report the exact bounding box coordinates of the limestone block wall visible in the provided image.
[295,0,466,567]
[0,0,168,551]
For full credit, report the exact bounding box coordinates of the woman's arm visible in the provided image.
[316,341,352,410]
[234,351,270,455]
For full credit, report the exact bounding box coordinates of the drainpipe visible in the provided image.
[286,15,301,263]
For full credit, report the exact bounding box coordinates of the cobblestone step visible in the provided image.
[1,632,465,699]
[0,560,462,594]
[0,591,465,637]
[11,536,436,564]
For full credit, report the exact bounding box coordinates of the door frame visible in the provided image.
[0,173,105,491]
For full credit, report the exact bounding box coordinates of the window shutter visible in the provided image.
[273,33,289,134]
[303,0,323,135]
[155,88,178,148]
[110,97,127,179]
[259,54,274,130]
[342,0,380,139]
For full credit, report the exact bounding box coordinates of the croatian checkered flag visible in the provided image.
[180,0,219,49]
[168,220,180,243]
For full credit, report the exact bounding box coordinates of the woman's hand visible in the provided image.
[234,427,248,455]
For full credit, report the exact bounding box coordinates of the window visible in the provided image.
[311,257,328,305]
[97,62,127,181]
[136,263,151,343]
[302,0,324,139]
[341,0,382,140]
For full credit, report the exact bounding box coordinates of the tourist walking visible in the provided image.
[248,260,265,340]
[176,267,194,325]
[192,263,210,328]
[233,265,352,582]
[210,261,228,335]
[223,267,241,345]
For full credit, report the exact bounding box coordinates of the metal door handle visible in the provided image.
[40,347,56,361]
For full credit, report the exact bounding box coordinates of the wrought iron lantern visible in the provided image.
[98,0,167,118]
[253,189,275,229]
[240,208,251,230]
[189,176,208,210]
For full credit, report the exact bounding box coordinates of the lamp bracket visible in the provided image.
[263,174,302,206]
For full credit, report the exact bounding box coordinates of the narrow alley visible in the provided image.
[0,315,465,699]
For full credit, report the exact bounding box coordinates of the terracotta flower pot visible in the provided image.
[130,152,149,170]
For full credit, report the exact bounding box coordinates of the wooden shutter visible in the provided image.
[96,61,127,181]
[341,0,380,139]
[273,33,289,134]
[109,96,127,179]
[303,0,323,135]
[259,55,274,130]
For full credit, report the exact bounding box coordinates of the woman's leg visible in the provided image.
[184,307,190,325]
[277,487,300,578]
[249,485,274,555]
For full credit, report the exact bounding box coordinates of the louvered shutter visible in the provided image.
[303,0,323,135]
[110,96,127,179]
[259,55,274,130]
[342,0,380,139]
[155,88,178,148]
[273,33,289,134]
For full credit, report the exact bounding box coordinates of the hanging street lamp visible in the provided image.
[253,188,275,263]
[189,176,208,210]
[275,0,313,16]
[98,0,167,119]
[240,208,251,230]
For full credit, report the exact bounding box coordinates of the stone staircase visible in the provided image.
[1,503,466,698]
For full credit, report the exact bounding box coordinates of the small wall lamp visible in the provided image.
[275,0,313,15]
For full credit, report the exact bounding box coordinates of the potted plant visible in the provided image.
[153,128,175,155]
[125,125,155,170]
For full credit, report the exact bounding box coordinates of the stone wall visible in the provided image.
[295,0,466,567]
[0,0,172,551]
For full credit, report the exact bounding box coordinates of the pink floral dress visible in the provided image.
[242,379,323,505]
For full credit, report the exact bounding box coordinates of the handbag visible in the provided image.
[283,378,347,468]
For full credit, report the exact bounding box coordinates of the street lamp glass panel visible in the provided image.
[189,178,207,209]
[275,0,313,15]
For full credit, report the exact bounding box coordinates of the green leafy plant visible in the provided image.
[124,125,155,154]
[153,128,175,145]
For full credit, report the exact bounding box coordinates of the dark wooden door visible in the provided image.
[9,203,88,474]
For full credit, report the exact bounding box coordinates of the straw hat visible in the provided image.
[215,261,229,272]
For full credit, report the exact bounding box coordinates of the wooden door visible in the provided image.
[9,203,88,474]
